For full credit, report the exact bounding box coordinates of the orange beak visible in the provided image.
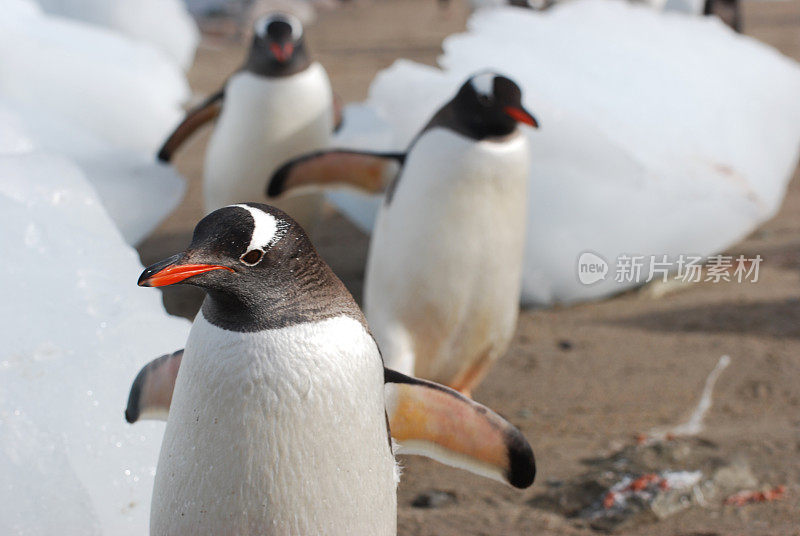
[138,254,233,287]
[503,106,539,128]
[269,42,294,63]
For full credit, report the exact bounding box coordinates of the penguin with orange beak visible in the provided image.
[157,12,336,233]
[128,203,535,534]
[265,73,538,395]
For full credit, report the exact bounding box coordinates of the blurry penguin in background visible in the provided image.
[157,12,339,233]
[266,73,537,396]
[440,0,740,31]
[462,0,554,10]
[702,0,741,32]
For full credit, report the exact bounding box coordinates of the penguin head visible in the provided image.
[245,13,309,75]
[140,203,362,332]
[451,72,538,138]
[138,203,306,296]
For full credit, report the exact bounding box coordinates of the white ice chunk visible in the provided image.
[0,100,185,245]
[326,0,800,305]
[0,0,190,244]
[0,411,102,535]
[0,1,190,153]
[34,0,199,71]
[0,154,190,534]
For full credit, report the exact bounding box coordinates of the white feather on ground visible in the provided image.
[650,354,732,439]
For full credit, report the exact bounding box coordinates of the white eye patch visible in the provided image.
[254,15,271,38]
[287,15,302,41]
[233,204,287,252]
[254,13,303,41]
[470,72,495,98]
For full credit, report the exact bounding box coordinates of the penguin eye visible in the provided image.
[240,249,264,266]
[478,94,492,107]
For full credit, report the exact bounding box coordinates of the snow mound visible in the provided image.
[0,0,190,153]
[33,0,199,71]
[329,0,800,305]
[0,0,190,244]
[0,154,190,535]
[0,101,185,244]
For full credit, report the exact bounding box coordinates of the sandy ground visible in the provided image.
[137,1,800,534]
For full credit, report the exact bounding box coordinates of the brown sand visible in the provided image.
[136,1,800,533]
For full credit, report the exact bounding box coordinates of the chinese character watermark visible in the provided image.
[675,255,703,283]
[577,252,762,286]
[614,255,644,284]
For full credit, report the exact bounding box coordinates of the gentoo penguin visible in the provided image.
[445,0,740,31]
[266,73,537,395]
[131,203,535,534]
[438,0,552,12]
[702,0,741,32]
[157,12,336,231]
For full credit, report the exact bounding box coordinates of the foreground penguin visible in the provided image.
[157,12,334,230]
[131,203,534,534]
[267,73,537,395]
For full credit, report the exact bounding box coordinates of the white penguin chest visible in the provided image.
[368,128,530,296]
[203,65,334,211]
[364,129,531,379]
[151,313,397,536]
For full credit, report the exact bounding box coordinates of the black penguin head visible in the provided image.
[138,203,303,295]
[139,203,365,332]
[450,72,538,139]
[245,13,310,76]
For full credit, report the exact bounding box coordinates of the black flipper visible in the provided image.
[125,349,183,423]
[267,150,406,198]
[157,90,225,163]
